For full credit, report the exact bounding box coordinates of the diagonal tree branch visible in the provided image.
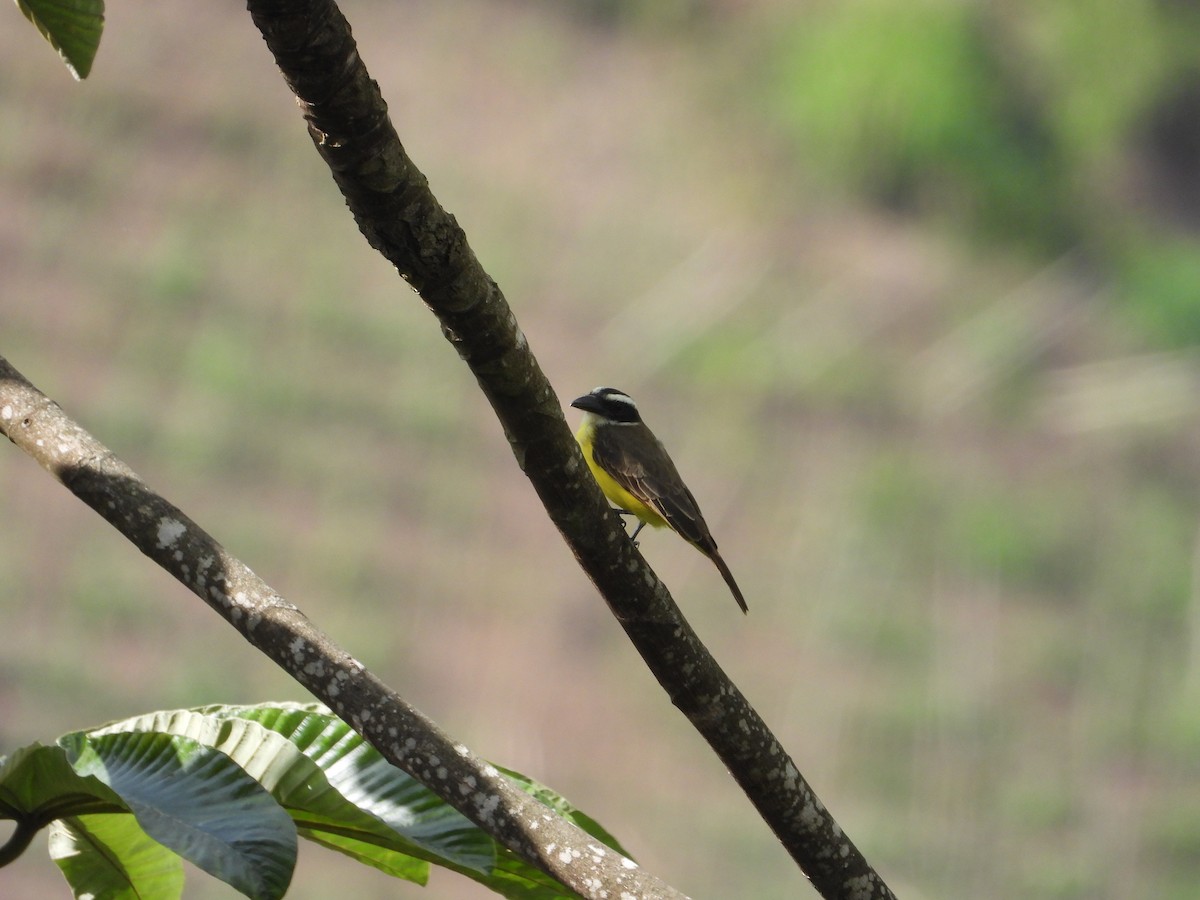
[0,354,685,899]
[245,2,895,898]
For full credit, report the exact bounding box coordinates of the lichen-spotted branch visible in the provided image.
[0,354,684,900]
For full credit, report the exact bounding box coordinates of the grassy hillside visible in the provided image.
[3,2,1200,898]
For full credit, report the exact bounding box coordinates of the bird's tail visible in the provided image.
[709,549,748,614]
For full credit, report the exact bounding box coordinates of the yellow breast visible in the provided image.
[575,422,667,529]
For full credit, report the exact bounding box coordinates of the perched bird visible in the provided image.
[571,386,748,614]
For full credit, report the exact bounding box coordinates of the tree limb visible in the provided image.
[244,1,895,897]
[0,356,684,899]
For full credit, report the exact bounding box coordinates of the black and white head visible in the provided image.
[570,386,642,424]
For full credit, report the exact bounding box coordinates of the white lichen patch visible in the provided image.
[620,857,638,870]
[556,846,581,865]
[303,660,326,677]
[156,518,187,548]
[0,404,12,421]
[843,874,877,900]
[800,797,822,829]
[781,761,800,792]
[473,792,500,822]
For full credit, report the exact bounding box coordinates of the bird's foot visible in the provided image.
[613,510,643,546]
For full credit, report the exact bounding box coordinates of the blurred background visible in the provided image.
[3,0,1200,897]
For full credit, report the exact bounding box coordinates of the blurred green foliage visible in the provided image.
[5,3,1200,899]
[1115,234,1200,346]
[766,1,1069,243]
[761,0,1200,342]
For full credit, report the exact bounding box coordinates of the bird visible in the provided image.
[570,386,748,614]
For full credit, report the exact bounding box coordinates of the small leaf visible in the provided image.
[49,814,184,900]
[14,0,104,79]
[501,766,632,858]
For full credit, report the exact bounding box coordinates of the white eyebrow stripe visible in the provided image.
[602,391,637,408]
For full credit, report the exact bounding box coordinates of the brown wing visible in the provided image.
[590,423,715,550]
[593,422,749,614]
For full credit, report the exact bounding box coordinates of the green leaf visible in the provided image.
[207,704,611,898]
[300,831,429,883]
[501,766,633,859]
[3,705,630,899]
[94,706,440,886]
[209,704,496,873]
[210,704,619,899]
[49,814,184,900]
[59,730,297,900]
[0,742,122,821]
[13,0,104,79]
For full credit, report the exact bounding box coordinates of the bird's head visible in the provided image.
[570,387,642,424]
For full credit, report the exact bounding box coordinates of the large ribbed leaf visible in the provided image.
[93,707,437,885]
[49,813,183,900]
[59,730,296,900]
[13,0,104,79]
[208,704,496,873]
[207,704,621,899]
[2,705,629,899]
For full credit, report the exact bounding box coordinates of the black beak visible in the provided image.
[570,393,606,414]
